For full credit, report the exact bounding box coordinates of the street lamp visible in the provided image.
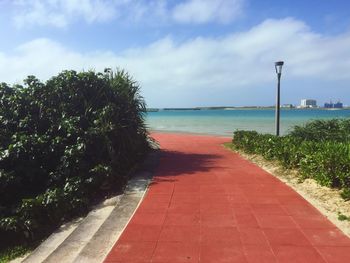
[274,61,284,136]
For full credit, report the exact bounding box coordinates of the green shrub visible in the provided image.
[0,69,150,248]
[270,136,304,168]
[340,188,350,201]
[290,119,350,142]
[233,119,350,198]
[232,130,260,154]
[299,142,350,187]
[337,212,350,221]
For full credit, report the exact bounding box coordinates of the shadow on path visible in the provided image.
[148,149,222,185]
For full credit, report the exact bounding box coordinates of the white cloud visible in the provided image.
[12,0,246,28]
[172,0,244,24]
[1,18,350,106]
[13,0,117,28]
[0,38,119,81]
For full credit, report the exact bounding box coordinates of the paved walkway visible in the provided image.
[104,133,350,263]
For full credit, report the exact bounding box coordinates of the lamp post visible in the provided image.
[274,61,284,136]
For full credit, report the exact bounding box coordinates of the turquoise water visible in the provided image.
[146,109,350,136]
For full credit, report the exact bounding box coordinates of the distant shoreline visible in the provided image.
[146,107,349,112]
[146,107,350,136]
[149,129,232,138]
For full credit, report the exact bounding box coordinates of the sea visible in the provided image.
[146,109,350,137]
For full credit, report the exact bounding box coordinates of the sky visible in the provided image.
[0,0,350,108]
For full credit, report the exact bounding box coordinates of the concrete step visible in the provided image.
[19,150,159,263]
[73,151,159,263]
[22,196,121,263]
[73,172,152,263]
[11,218,83,263]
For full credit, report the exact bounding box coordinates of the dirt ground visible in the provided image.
[230,148,350,237]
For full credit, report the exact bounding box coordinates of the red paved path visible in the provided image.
[104,133,350,263]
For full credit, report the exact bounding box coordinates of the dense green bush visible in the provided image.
[289,119,350,142]
[299,141,350,187]
[0,69,150,247]
[233,119,350,199]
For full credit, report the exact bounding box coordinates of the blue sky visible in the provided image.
[0,0,350,108]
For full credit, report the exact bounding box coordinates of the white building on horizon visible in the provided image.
[300,99,317,108]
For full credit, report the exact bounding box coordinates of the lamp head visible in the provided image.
[275,61,284,74]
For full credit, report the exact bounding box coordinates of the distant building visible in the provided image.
[282,104,294,108]
[335,102,344,108]
[324,101,343,108]
[300,99,317,108]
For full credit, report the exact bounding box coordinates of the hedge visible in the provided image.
[232,119,350,199]
[0,69,150,248]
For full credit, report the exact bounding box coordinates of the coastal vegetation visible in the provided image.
[0,69,150,259]
[231,119,350,200]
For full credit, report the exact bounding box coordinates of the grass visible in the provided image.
[223,142,235,151]
[0,245,33,263]
[338,212,350,222]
